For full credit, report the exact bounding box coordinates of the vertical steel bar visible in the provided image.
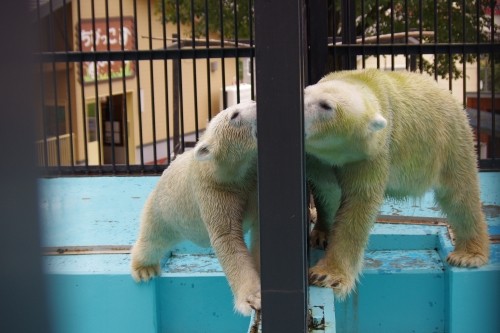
[219,0,227,109]
[254,0,308,331]
[341,0,356,69]
[248,0,255,100]
[307,0,328,84]
[390,0,395,70]
[205,0,213,119]
[376,0,381,68]
[175,0,185,151]
[62,0,75,168]
[405,0,409,70]
[476,0,482,161]
[489,1,496,160]
[448,0,453,91]
[77,0,89,168]
[191,0,200,140]
[0,1,49,331]
[119,0,131,170]
[161,0,171,163]
[418,0,423,72]
[332,0,337,71]
[233,0,240,103]
[91,0,103,168]
[37,0,50,168]
[49,0,62,169]
[147,0,158,168]
[433,0,438,80]
[133,0,145,166]
[361,0,366,69]
[462,0,467,108]
[105,0,116,170]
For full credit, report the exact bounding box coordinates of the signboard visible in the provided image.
[484,1,500,15]
[78,17,135,83]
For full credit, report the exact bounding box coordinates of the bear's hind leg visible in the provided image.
[435,179,489,267]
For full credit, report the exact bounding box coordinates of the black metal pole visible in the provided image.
[341,0,357,69]
[254,0,309,331]
[0,1,50,332]
[307,0,329,84]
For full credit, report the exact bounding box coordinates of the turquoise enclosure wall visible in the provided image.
[40,173,499,333]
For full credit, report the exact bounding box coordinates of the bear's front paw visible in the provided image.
[447,250,488,268]
[131,263,161,282]
[309,229,328,250]
[235,290,261,316]
[309,262,355,300]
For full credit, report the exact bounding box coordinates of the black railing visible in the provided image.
[35,0,499,175]
[321,0,499,170]
[34,0,256,175]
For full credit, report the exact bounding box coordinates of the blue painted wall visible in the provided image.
[40,173,500,333]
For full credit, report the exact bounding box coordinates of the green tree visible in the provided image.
[156,0,497,79]
[155,0,252,40]
[330,0,497,79]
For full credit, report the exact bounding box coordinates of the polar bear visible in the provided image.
[304,70,490,299]
[130,101,260,316]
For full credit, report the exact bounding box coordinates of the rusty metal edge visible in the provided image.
[41,216,499,256]
[43,245,132,256]
[376,215,500,244]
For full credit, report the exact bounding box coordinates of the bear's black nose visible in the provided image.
[230,112,239,120]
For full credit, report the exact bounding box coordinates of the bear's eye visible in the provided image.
[319,101,332,111]
[230,111,240,120]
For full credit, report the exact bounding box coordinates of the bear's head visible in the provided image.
[303,79,388,165]
[194,100,257,165]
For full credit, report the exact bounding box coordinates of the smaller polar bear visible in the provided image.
[304,70,490,300]
[130,101,260,316]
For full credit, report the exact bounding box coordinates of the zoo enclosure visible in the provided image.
[35,0,500,176]
[33,1,500,332]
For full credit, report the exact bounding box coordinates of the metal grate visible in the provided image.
[34,0,255,175]
[34,0,499,175]
[317,0,500,169]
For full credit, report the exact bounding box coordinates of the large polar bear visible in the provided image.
[304,70,490,299]
[131,101,261,315]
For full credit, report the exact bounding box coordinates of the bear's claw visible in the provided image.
[447,250,488,268]
[309,229,328,250]
[236,291,261,316]
[309,264,355,300]
[131,264,161,282]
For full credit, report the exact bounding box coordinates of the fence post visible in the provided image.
[0,1,50,332]
[341,0,357,69]
[254,0,309,331]
[307,0,329,84]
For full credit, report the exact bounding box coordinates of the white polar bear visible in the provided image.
[131,101,260,316]
[304,70,490,300]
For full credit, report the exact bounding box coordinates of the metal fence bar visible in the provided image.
[62,0,75,168]
[307,0,328,84]
[0,1,50,332]
[133,0,144,166]
[34,1,499,175]
[105,0,117,170]
[147,0,158,168]
[255,0,309,331]
[162,0,172,164]
[119,0,131,172]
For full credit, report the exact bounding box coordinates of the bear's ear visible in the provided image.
[368,113,387,132]
[194,142,213,161]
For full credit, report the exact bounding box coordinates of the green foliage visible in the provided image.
[156,0,497,79]
[330,0,497,79]
[155,0,252,40]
